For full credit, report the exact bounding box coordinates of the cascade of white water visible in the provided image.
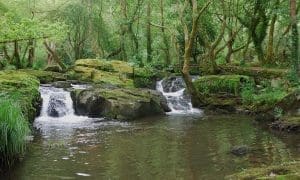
[156,77,202,114]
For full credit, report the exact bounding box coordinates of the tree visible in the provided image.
[178,0,212,107]
[290,0,299,77]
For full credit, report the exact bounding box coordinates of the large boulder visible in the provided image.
[71,88,170,120]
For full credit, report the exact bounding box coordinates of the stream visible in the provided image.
[1,78,299,179]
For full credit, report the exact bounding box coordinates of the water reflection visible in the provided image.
[2,115,299,179]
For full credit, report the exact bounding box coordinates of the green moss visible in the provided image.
[194,75,254,95]
[75,59,133,75]
[93,71,134,88]
[73,59,135,88]
[226,162,300,179]
[133,67,157,88]
[19,69,66,83]
[221,65,289,79]
[0,70,41,122]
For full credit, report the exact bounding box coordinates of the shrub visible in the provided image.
[0,96,30,168]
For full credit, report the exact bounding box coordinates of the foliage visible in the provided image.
[133,66,158,88]
[241,85,288,107]
[194,75,254,95]
[0,95,30,168]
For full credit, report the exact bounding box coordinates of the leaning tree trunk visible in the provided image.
[43,41,66,70]
[180,0,212,108]
[182,40,204,107]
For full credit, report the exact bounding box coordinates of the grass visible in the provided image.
[0,95,30,168]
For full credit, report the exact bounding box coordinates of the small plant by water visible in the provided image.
[0,95,30,169]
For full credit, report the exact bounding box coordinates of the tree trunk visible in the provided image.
[254,43,265,63]
[146,1,152,62]
[13,41,21,69]
[182,39,204,107]
[180,0,212,107]
[241,35,251,65]
[290,0,299,75]
[225,30,234,63]
[43,41,66,70]
[3,44,12,63]
[120,0,128,61]
[27,39,35,68]
[266,0,279,65]
[160,0,171,65]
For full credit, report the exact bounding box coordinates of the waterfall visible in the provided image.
[35,85,89,126]
[156,77,202,114]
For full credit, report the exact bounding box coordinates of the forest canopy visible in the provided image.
[0,0,299,76]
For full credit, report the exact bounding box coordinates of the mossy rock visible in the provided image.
[0,70,41,122]
[226,162,300,179]
[71,88,170,120]
[72,59,135,88]
[19,69,66,83]
[75,59,133,75]
[194,75,254,95]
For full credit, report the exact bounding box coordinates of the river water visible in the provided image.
[1,79,299,179]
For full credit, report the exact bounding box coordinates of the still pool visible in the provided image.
[2,114,299,179]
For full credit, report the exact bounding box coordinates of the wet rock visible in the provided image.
[52,81,72,89]
[162,76,185,92]
[71,88,170,120]
[47,95,67,117]
[230,145,250,156]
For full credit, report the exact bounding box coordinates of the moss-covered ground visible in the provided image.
[0,70,41,122]
[226,161,300,180]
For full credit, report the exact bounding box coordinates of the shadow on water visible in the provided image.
[2,114,299,180]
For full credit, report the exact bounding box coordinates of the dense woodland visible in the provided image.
[0,0,298,72]
[0,0,299,178]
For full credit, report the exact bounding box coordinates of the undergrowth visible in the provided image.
[0,95,30,169]
[241,83,288,106]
